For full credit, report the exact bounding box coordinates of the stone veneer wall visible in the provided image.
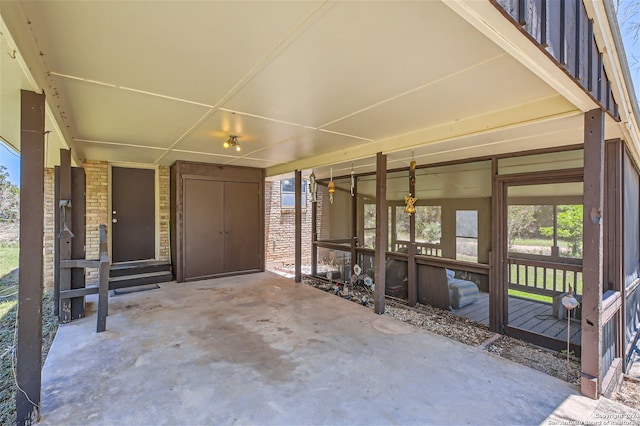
[264,180,313,266]
[43,168,55,288]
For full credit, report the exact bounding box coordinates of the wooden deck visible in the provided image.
[454,292,581,346]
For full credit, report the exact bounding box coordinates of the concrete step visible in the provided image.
[109,260,171,278]
[108,271,173,290]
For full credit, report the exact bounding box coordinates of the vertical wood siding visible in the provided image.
[493,0,619,119]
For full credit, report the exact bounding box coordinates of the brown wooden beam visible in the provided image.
[58,149,72,323]
[351,177,358,281]
[489,157,504,333]
[581,108,605,399]
[311,188,318,277]
[295,170,302,283]
[16,89,45,426]
[408,161,417,306]
[374,152,387,314]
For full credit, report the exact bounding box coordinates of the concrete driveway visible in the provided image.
[40,272,589,425]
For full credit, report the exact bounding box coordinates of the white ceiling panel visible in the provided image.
[19,1,323,106]
[248,130,371,163]
[224,1,503,128]
[54,77,210,148]
[323,55,558,140]
[177,109,314,155]
[77,142,164,164]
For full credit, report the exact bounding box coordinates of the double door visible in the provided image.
[183,178,261,280]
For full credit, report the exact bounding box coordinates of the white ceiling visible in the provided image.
[0,1,621,174]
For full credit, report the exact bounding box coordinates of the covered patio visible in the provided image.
[1,0,639,422]
[41,272,584,425]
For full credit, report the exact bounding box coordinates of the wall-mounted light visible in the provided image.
[223,135,241,152]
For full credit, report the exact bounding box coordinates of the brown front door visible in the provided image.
[112,167,155,262]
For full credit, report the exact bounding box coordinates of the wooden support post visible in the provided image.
[70,167,86,319]
[374,152,387,314]
[97,225,109,333]
[53,166,60,317]
[351,178,358,281]
[489,157,504,333]
[408,161,417,306]
[16,89,45,426]
[295,170,302,283]
[311,188,317,277]
[581,108,605,399]
[58,149,73,323]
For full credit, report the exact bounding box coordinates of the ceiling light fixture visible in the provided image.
[224,135,241,152]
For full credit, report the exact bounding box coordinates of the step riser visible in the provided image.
[110,264,171,277]
[109,272,173,290]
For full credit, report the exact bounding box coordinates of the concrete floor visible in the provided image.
[38,272,623,425]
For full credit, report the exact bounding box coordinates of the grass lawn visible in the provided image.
[0,242,58,425]
[508,289,552,304]
[0,244,19,278]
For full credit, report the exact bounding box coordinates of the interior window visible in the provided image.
[456,210,478,262]
[281,179,306,208]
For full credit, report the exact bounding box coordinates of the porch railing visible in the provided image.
[507,256,583,298]
[396,240,442,257]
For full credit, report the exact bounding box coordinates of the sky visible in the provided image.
[0,11,639,188]
[0,141,20,186]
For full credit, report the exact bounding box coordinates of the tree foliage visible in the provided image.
[541,205,583,257]
[0,166,19,222]
[508,205,539,248]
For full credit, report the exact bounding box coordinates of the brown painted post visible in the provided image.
[16,90,45,426]
[351,177,358,279]
[489,157,504,333]
[295,170,302,283]
[581,108,605,399]
[97,225,109,332]
[374,152,387,314]
[408,161,417,306]
[58,149,73,323]
[311,187,317,277]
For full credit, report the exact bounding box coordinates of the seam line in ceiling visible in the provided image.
[316,53,508,129]
[72,138,168,151]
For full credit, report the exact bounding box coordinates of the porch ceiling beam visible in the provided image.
[265,96,579,177]
[444,0,600,113]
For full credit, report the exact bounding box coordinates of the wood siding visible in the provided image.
[493,0,619,119]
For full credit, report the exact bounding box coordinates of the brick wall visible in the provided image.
[42,162,169,285]
[264,180,313,266]
[83,160,109,281]
[43,168,55,288]
[158,166,170,262]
